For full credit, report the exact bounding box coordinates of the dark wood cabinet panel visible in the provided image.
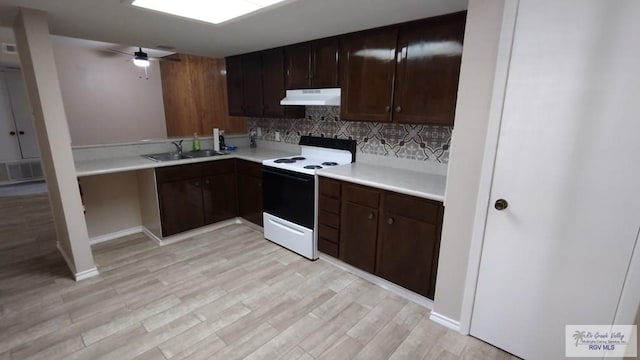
[241,52,264,117]
[158,178,205,237]
[285,38,339,89]
[340,27,398,122]
[224,55,245,116]
[202,160,238,225]
[285,42,312,89]
[261,48,305,119]
[236,159,263,226]
[393,12,466,126]
[312,38,340,88]
[339,201,378,272]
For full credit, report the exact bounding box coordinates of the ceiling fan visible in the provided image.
[102,46,180,67]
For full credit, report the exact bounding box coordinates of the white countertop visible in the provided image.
[317,162,446,202]
[75,147,298,177]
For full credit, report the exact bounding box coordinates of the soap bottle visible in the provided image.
[192,132,200,151]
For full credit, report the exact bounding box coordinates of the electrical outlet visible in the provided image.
[275,131,280,142]
[257,127,262,137]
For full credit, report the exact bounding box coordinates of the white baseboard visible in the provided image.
[89,226,143,245]
[74,267,99,281]
[56,241,100,281]
[319,254,434,310]
[144,218,242,246]
[429,311,461,332]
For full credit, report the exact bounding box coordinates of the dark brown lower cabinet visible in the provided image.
[320,176,443,300]
[236,159,263,226]
[202,160,238,225]
[157,160,238,237]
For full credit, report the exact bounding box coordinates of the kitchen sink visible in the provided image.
[186,149,227,158]
[142,149,228,162]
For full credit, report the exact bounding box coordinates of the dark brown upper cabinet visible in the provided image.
[393,12,466,125]
[285,37,339,89]
[339,27,399,123]
[241,52,264,117]
[340,11,466,126]
[261,48,305,118]
[225,55,245,116]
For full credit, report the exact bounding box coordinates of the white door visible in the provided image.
[0,71,22,161]
[470,1,640,359]
[4,70,39,159]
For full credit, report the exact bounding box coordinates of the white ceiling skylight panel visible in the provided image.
[131,0,289,25]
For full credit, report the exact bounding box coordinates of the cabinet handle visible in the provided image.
[9,131,16,136]
[367,212,374,220]
[387,217,394,225]
[395,106,402,113]
[385,106,390,112]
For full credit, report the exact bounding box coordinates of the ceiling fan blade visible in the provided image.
[105,48,132,56]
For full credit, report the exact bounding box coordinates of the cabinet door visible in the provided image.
[237,173,263,226]
[241,52,264,117]
[339,201,378,272]
[225,55,245,116]
[203,173,238,224]
[311,37,340,88]
[340,27,398,122]
[285,43,311,89]
[261,49,305,118]
[393,12,466,125]
[202,159,238,224]
[158,178,204,236]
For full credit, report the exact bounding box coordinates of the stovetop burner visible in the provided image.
[274,158,296,163]
[291,156,306,160]
[321,162,338,166]
[304,165,323,170]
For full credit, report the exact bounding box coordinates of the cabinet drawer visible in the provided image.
[318,237,339,257]
[384,192,442,224]
[319,177,341,198]
[202,159,235,176]
[343,183,380,208]
[318,223,339,243]
[236,159,262,178]
[318,210,339,228]
[319,195,340,214]
[156,163,202,183]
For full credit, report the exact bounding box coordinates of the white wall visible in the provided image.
[52,37,167,145]
[432,0,506,325]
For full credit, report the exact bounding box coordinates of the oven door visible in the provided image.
[262,166,315,229]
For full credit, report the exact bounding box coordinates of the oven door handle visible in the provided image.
[263,168,314,182]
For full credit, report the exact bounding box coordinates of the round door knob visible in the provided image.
[387,217,394,225]
[494,199,508,211]
[367,212,374,220]
[395,106,402,113]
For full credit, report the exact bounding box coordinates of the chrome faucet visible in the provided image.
[171,140,184,154]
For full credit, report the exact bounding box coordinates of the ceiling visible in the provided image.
[0,0,468,58]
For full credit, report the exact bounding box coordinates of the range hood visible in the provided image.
[280,88,341,106]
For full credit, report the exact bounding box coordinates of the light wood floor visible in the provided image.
[0,193,519,360]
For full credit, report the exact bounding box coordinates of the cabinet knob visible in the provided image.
[19,131,24,135]
[385,106,390,112]
[387,217,394,225]
[204,179,210,185]
[9,131,16,136]
[367,212,374,220]
[194,181,200,187]
[395,106,402,113]
[494,199,508,211]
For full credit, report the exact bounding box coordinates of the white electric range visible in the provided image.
[262,136,356,260]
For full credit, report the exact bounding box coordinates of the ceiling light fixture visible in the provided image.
[133,47,150,67]
[131,0,288,25]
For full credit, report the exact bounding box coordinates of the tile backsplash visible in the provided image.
[248,106,452,163]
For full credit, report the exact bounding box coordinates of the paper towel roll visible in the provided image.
[213,128,220,151]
